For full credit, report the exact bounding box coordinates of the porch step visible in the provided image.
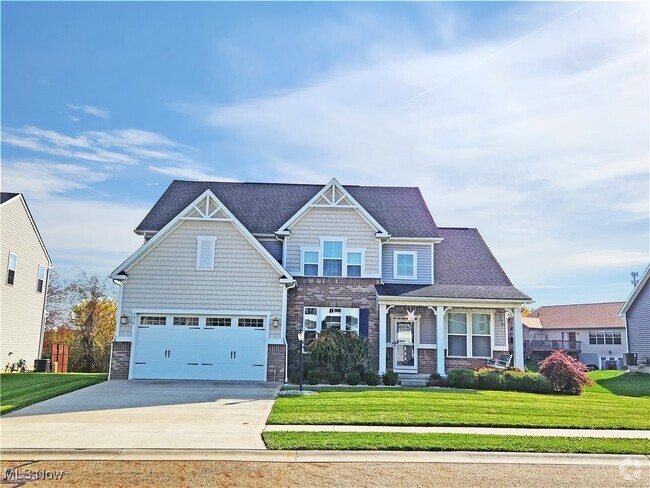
[398,374,429,387]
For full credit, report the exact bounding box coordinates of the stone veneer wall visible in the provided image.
[267,344,286,382]
[109,341,131,380]
[286,277,380,375]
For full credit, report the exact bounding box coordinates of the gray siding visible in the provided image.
[420,313,436,345]
[0,196,50,368]
[259,238,283,263]
[382,244,432,284]
[285,207,380,277]
[494,310,507,349]
[120,219,284,341]
[627,279,650,362]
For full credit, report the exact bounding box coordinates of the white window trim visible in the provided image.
[7,252,17,286]
[393,251,417,280]
[301,306,361,350]
[37,264,46,293]
[195,236,217,270]
[445,311,494,359]
[300,247,321,276]
[319,237,347,277]
[346,249,365,278]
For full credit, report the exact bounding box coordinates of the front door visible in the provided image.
[393,319,417,372]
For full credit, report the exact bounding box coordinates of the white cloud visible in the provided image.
[67,104,110,119]
[148,164,237,182]
[171,2,649,288]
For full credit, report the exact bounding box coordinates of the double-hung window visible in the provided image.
[447,312,493,358]
[37,264,46,293]
[394,251,417,280]
[196,236,216,270]
[6,252,16,286]
[303,250,319,276]
[322,241,343,276]
[346,251,362,277]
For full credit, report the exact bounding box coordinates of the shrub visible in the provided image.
[539,350,592,395]
[327,371,343,385]
[502,370,525,391]
[476,368,505,391]
[447,368,478,389]
[346,371,361,386]
[364,371,381,386]
[306,369,321,385]
[288,371,300,385]
[428,372,445,387]
[307,329,370,376]
[382,371,399,386]
[520,372,552,394]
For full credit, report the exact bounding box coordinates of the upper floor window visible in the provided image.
[196,236,216,270]
[323,241,343,276]
[6,253,16,286]
[303,250,319,276]
[394,251,417,280]
[37,264,46,293]
[347,251,362,277]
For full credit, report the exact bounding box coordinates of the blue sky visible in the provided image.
[2,1,648,307]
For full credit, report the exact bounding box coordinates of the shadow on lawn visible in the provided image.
[594,373,650,398]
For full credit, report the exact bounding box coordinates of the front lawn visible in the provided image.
[0,373,108,415]
[263,431,650,455]
[268,371,650,430]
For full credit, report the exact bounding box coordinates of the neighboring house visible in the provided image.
[0,193,52,370]
[519,302,627,370]
[620,264,650,368]
[109,179,531,382]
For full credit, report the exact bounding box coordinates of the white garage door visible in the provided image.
[131,314,267,381]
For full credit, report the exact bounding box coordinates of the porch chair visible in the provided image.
[486,354,513,370]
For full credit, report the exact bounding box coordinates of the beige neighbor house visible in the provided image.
[0,193,52,370]
[518,302,627,370]
[109,178,532,382]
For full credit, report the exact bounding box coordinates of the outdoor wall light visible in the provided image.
[272,317,280,328]
[120,314,129,326]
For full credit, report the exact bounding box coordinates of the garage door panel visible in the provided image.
[131,315,268,381]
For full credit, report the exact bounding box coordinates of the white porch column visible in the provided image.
[513,307,524,370]
[436,306,446,376]
[379,304,387,374]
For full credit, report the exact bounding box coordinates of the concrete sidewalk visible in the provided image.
[264,425,650,439]
[1,448,648,465]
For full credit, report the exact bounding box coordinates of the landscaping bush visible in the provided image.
[327,371,343,385]
[519,372,552,394]
[364,371,381,386]
[476,368,505,391]
[502,370,525,391]
[306,369,321,385]
[306,329,370,377]
[346,371,361,386]
[427,372,445,387]
[382,371,399,386]
[447,368,478,389]
[539,350,592,395]
[288,371,300,385]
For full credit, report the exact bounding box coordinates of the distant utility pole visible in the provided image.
[631,272,639,287]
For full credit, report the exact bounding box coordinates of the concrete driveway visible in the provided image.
[0,380,280,450]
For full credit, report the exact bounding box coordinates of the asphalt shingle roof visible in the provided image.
[375,227,531,301]
[0,192,20,204]
[530,302,625,329]
[135,180,440,238]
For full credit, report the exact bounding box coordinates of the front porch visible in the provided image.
[378,302,526,376]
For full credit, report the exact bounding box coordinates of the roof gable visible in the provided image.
[620,263,650,315]
[0,193,52,266]
[112,189,292,279]
[135,180,440,238]
[277,178,389,236]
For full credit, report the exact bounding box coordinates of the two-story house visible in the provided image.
[1,192,52,370]
[109,179,531,382]
[620,264,650,369]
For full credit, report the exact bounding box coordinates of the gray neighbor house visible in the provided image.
[109,178,532,382]
[620,263,650,370]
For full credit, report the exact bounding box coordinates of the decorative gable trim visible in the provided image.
[276,178,389,237]
[111,189,292,280]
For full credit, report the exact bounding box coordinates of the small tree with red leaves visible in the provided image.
[539,350,592,395]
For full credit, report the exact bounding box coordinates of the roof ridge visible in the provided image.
[170,179,421,190]
[537,301,625,308]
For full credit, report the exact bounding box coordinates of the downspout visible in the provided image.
[282,280,296,383]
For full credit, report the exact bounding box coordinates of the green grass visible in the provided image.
[269,371,650,430]
[0,373,108,415]
[262,431,650,455]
